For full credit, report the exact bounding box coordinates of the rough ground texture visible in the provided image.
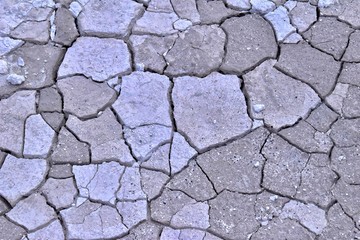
[0,0,359,239]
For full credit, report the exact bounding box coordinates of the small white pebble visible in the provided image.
[6,74,25,85]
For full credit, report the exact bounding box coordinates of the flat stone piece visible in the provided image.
[0,37,24,56]
[167,160,216,201]
[120,221,162,240]
[325,83,349,115]
[51,127,90,164]
[117,167,146,201]
[0,155,47,206]
[116,200,147,229]
[306,104,338,132]
[220,15,277,74]
[173,72,251,151]
[0,216,26,240]
[243,60,320,130]
[78,0,144,37]
[340,63,360,87]
[6,194,56,231]
[41,178,77,210]
[343,31,360,62]
[197,127,269,193]
[197,0,238,24]
[54,7,79,46]
[330,118,360,147]
[0,90,36,155]
[10,20,49,44]
[113,72,171,128]
[209,191,259,240]
[27,220,65,240]
[150,188,196,224]
[38,87,62,112]
[42,112,65,132]
[58,75,116,118]
[276,43,341,97]
[58,37,131,82]
[0,43,64,97]
[289,2,317,32]
[170,132,197,174]
[140,168,169,200]
[60,201,128,239]
[133,11,178,36]
[171,0,200,23]
[129,35,177,73]
[303,17,353,60]
[225,0,251,10]
[252,218,315,240]
[141,143,171,174]
[170,202,210,229]
[265,6,296,41]
[320,0,360,28]
[165,25,225,76]
[262,134,309,197]
[332,146,360,184]
[66,109,134,164]
[148,0,174,13]
[250,0,276,14]
[342,85,360,118]
[48,164,73,179]
[24,114,55,158]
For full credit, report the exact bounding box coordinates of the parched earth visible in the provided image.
[1,0,360,239]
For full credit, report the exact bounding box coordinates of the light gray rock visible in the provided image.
[289,2,317,32]
[276,43,341,97]
[69,1,82,17]
[6,194,56,231]
[197,127,269,193]
[141,143,171,174]
[171,0,200,24]
[6,74,25,85]
[0,155,47,206]
[225,0,251,10]
[339,63,360,87]
[129,35,177,73]
[197,0,239,24]
[170,132,197,174]
[140,168,169,200]
[54,7,79,46]
[41,178,77,210]
[58,37,131,82]
[318,0,338,8]
[251,0,276,14]
[117,167,146,201]
[306,104,338,132]
[116,200,147,228]
[160,227,180,239]
[173,19,192,31]
[172,72,251,151]
[209,191,259,240]
[133,11,178,36]
[78,0,144,37]
[48,164,73,179]
[284,32,303,43]
[243,60,320,130]
[60,201,128,239]
[330,118,360,147]
[343,31,360,62]
[0,198,9,215]
[165,25,225,76]
[0,59,8,74]
[264,6,296,41]
[220,15,277,74]
[58,76,116,118]
[170,202,210,229]
[113,72,171,128]
[10,21,49,44]
[0,37,24,56]
[167,160,217,201]
[66,109,134,164]
[262,134,309,197]
[38,87,62,112]
[120,221,162,240]
[24,114,55,158]
[332,146,360,184]
[27,220,65,240]
[51,127,90,164]
[320,0,360,28]
[0,216,26,240]
[0,90,36,155]
[41,112,65,132]
[325,83,349,115]
[147,0,174,13]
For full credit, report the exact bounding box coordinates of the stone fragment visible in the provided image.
[209,191,259,240]
[252,218,315,240]
[117,167,146,201]
[10,21,49,44]
[264,6,296,41]
[306,104,338,132]
[78,0,144,37]
[42,112,65,132]
[276,43,341,97]
[0,198,9,215]
[170,132,197,174]
[332,146,360,184]
[220,15,277,74]
[330,118,360,147]
[320,0,360,28]
[120,221,162,240]
[58,76,116,118]
[171,202,210,229]
[173,72,251,151]
[318,0,338,8]
[262,134,309,197]
[6,194,56,231]
[289,2,317,32]
[6,73,25,85]
[38,87,62,112]
[150,188,196,224]
[133,11,178,36]
[243,60,320,130]
[67,109,134,164]
[284,32,303,43]
[48,164,73,179]
[124,125,172,161]
[129,35,177,73]
[251,0,276,14]
[54,7,79,46]
[167,160,216,201]
[0,155,47,206]
[24,114,55,158]
[61,201,128,239]
[303,17,353,60]
[0,59,8,74]
[41,178,77,210]
[325,83,349,115]
[197,0,238,24]
[197,127,269,193]
[27,220,65,240]
[117,200,147,228]
[341,85,360,118]
[0,90,36,155]
[58,37,131,82]
[141,144,171,174]
[0,216,26,240]
[140,168,169,200]
[0,37,24,56]
[171,0,200,23]
[173,19,192,31]
[69,1,82,17]
[255,191,289,226]
[343,31,360,62]
[113,72,171,128]
[339,63,360,87]
[165,25,225,76]
[160,227,180,239]
[225,0,251,10]
[51,127,90,164]
[148,0,174,13]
